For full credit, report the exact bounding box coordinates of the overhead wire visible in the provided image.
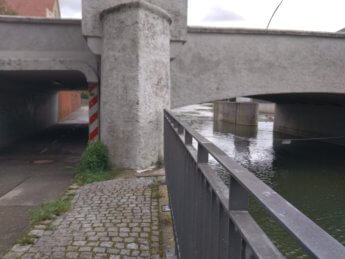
[267,0,285,29]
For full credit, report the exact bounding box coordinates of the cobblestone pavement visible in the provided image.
[4,177,161,259]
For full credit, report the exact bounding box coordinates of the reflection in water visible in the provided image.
[174,104,345,259]
[214,120,258,179]
[214,120,258,137]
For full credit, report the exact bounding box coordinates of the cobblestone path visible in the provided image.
[5,177,161,259]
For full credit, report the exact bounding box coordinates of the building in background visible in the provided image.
[4,0,60,17]
[3,0,82,120]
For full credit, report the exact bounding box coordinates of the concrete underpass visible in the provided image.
[0,70,89,255]
[1,4,345,256]
[248,93,345,146]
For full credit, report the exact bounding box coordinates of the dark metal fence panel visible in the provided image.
[164,110,345,259]
[218,203,230,259]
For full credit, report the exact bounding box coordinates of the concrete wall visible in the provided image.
[171,27,345,108]
[0,91,58,149]
[274,104,345,145]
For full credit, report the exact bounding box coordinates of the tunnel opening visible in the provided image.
[0,69,93,254]
[247,92,345,146]
[0,70,90,150]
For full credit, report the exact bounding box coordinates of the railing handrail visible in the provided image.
[164,109,345,258]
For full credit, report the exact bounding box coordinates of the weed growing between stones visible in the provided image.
[75,140,122,185]
[79,140,108,172]
[18,234,37,246]
[150,182,165,257]
[150,183,163,200]
[75,169,121,185]
[14,196,73,246]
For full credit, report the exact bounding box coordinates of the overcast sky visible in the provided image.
[60,0,345,32]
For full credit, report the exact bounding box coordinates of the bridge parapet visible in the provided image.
[171,27,345,108]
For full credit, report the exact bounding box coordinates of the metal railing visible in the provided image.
[164,110,345,259]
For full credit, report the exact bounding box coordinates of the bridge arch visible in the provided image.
[209,91,345,148]
[0,61,96,149]
[171,27,345,108]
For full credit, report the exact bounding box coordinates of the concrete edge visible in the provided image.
[100,0,172,24]
[188,26,345,39]
[0,15,81,25]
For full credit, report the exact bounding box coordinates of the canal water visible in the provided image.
[173,104,345,258]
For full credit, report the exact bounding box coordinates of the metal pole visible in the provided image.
[229,178,248,258]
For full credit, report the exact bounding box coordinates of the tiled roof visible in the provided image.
[4,0,57,17]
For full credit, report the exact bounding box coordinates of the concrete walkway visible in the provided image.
[4,177,162,259]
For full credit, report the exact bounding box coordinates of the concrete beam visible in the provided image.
[171,27,345,108]
[0,16,98,84]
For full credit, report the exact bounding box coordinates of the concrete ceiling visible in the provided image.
[250,93,345,107]
[0,70,88,93]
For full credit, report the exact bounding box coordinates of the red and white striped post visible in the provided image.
[88,83,99,141]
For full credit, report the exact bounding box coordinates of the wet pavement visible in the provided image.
[0,108,88,256]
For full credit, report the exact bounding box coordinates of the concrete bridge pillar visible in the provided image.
[100,1,172,169]
[214,101,258,126]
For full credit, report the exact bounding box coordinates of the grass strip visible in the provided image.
[75,168,121,185]
[31,196,72,225]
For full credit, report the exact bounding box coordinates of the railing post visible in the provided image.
[197,143,209,163]
[185,131,192,145]
[229,178,248,259]
[177,124,184,134]
[196,143,208,259]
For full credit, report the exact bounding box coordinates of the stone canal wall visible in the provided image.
[214,101,258,126]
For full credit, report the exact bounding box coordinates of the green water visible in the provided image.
[174,104,345,258]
